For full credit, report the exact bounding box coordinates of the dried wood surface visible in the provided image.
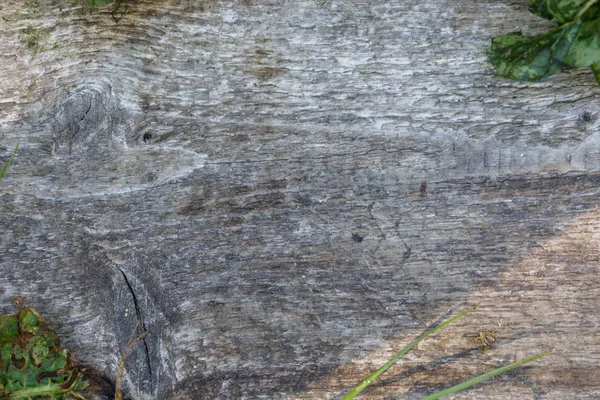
[2,0,600,399]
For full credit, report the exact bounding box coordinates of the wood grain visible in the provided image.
[2,0,600,398]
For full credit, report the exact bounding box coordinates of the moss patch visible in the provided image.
[21,25,43,50]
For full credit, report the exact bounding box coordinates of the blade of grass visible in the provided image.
[341,306,477,400]
[0,142,19,183]
[115,320,148,400]
[419,350,553,400]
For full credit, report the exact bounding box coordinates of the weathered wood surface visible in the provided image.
[2,0,600,399]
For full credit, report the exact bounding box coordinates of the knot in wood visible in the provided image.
[47,83,118,157]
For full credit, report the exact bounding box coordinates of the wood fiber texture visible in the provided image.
[1,0,600,399]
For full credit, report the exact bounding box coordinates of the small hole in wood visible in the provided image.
[580,111,593,123]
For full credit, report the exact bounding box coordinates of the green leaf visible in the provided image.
[529,0,555,20]
[0,317,19,346]
[489,0,600,84]
[591,61,600,82]
[0,142,18,183]
[530,0,594,24]
[0,307,89,400]
[418,350,552,400]
[341,307,476,400]
[19,308,40,335]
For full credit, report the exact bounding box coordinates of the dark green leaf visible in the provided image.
[0,317,18,346]
[530,0,594,24]
[529,0,555,20]
[488,0,600,84]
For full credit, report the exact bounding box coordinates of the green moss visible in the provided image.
[22,25,43,50]
[25,0,41,12]
[86,0,114,6]
[0,317,18,344]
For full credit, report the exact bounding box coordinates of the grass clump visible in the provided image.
[0,307,89,400]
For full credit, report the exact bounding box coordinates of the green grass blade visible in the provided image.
[341,306,476,400]
[419,350,552,400]
[0,142,19,183]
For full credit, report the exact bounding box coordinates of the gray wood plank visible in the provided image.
[2,0,600,398]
